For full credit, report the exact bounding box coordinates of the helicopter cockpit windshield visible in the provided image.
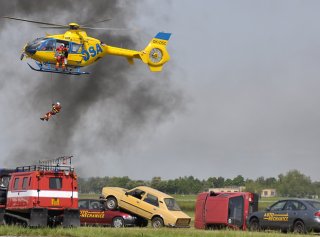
[25,37,46,54]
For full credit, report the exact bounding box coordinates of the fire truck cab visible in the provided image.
[0,156,80,227]
[195,191,259,230]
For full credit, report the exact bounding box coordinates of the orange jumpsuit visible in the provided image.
[40,103,62,121]
[55,45,68,70]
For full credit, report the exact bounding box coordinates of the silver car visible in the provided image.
[248,198,320,233]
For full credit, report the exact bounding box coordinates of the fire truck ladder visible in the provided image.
[15,156,74,172]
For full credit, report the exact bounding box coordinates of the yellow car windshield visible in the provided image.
[164,198,181,211]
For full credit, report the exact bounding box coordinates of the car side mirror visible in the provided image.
[125,192,129,196]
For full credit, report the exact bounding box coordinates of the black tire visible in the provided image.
[293,220,306,234]
[106,197,118,210]
[249,217,260,231]
[151,216,164,228]
[136,217,148,227]
[112,217,124,228]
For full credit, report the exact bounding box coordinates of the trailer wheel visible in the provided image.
[106,197,118,210]
[112,217,124,228]
[249,217,260,231]
[293,220,306,234]
[151,216,164,228]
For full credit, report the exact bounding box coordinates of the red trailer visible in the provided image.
[195,191,258,230]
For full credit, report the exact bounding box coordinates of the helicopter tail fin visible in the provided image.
[140,32,171,72]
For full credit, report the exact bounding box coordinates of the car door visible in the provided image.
[261,200,287,230]
[88,200,105,225]
[119,188,145,215]
[134,193,159,219]
[285,200,306,230]
[79,199,93,225]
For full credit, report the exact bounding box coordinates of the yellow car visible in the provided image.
[101,186,191,228]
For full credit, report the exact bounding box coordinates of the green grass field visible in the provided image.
[0,226,311,237]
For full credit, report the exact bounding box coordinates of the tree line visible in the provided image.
[78,169,320,198]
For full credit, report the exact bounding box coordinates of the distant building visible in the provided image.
[209,186,245,193]
[261,189,276,197]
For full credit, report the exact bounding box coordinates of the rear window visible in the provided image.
[307,200,320,209]
[49,177,62,189]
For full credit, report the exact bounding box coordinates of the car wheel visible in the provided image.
[106,197,118,210]
[293,220,306,234]
[151,217,164,228]
[249,217,260,231]
[112,217,124,228]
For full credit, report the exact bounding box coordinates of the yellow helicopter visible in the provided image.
[2,16,171,75]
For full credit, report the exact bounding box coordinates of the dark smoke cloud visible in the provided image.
[0,0,185,175]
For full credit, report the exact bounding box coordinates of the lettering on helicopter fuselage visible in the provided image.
[82,43,103,61]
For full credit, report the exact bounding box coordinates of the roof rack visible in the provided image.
[16,156,74,172]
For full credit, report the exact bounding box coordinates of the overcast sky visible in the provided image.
[1,0,320,181]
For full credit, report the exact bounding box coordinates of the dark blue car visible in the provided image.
[248,198,320,234]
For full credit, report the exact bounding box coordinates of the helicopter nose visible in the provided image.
[25,44,36,55]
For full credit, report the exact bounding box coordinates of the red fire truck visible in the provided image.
[0,156,80,227]
[195,191,259,230]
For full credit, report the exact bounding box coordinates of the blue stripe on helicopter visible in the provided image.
[155,32,171,41]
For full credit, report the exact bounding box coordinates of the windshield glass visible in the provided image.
[164,198,181,211]
[28,37,45,49]
[307,200,320,209]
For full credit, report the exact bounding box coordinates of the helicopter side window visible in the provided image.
[56,41,70,50]
[70,43,82,54]
[39,39,55,51]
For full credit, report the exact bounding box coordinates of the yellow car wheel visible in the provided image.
[106,197,118,210]
[151,217,164,228]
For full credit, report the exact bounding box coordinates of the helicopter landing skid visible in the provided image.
[27,62,89,76]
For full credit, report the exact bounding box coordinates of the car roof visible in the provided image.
[277,198,319,202]
[135,186,174,199]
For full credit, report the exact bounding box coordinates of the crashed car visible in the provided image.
[79,199,137,227]
[101,186,191,228]
[248,198,320,233]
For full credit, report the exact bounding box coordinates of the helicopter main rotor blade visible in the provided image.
[80,26,128,31]
[39,26,70,29]
[2,16,66,27]
[81,18,112,27]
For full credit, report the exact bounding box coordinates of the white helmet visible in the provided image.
[56,102,60,106]
[61,43,65,47]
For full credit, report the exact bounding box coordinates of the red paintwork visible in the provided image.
[6,170,78,211]
[194,192,257,230]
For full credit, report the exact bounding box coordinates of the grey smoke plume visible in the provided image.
[0,0,184,176]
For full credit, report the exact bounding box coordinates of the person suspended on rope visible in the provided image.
[40,102,62,121]
[55,43,68,70]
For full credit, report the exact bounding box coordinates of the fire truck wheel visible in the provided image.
[106,197,118,210]
[249,217,260,231]
[112,217,124,228]
[151,216,164,228]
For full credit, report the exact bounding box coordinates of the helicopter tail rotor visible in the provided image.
[140,32,171,72]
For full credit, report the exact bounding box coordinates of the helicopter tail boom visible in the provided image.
[140,32,171,72]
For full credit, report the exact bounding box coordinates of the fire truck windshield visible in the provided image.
[164,198,181,211]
